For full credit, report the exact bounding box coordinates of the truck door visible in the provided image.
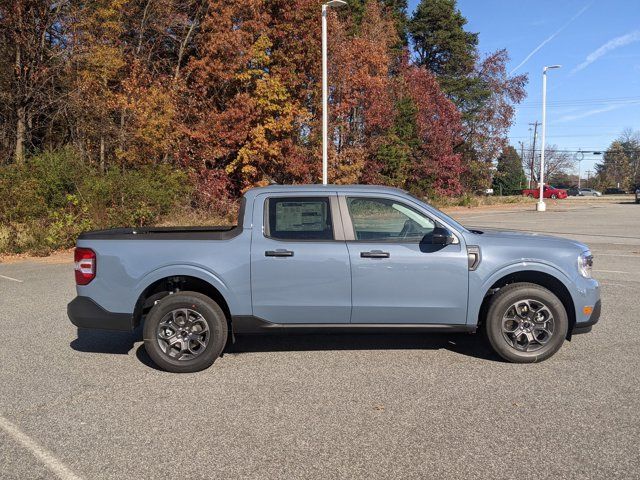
[341,195,469,325]
[250,193,351,324]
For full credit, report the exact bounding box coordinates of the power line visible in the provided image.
[510,133,622,139]
[515,96,640,109]
[512,125,636,129]
[520,148,640,154]
[516,102,640,110]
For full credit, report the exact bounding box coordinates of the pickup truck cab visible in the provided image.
[522,185,568,199]
[68,185,600,372]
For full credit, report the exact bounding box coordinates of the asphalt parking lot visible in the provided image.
[1,197,639,479]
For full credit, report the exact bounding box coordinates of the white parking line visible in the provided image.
[594,269,630,274]
[0,274,23,283]
[0,415,83,480]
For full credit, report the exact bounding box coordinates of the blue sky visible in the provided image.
[408,0,640,174]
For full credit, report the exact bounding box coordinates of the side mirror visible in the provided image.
[423,226,454,245]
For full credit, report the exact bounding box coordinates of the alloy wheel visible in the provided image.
[156,308,210,360]
[501,299,555,352]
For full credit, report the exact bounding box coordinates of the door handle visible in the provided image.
[360,250,390,259]
[265,249,294,257]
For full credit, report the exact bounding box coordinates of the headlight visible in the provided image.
[578,251,593,278]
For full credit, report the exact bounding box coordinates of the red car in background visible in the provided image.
[522,185,568,199]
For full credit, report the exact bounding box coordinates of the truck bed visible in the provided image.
[78,225,241,240]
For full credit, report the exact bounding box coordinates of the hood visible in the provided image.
[467,228,589,252]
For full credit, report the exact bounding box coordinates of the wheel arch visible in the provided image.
[476,269,576,339]
[133,274,232,329]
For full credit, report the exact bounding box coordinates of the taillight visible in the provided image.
[74,248,96,285]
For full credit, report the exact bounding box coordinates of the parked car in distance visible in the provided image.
[522,185,568,199]
[566,187,580,196]
[604,187,626,195]
[635,186,640,203]
[578,188,602,197]
[68,184,600,372]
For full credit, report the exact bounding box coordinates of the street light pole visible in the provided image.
[537,65,561,212]
[321,0,346,185]
[576,149,584,189]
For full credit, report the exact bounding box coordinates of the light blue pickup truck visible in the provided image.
[68,185,600,372]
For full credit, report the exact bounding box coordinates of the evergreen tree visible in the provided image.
[408,0,477,77]
[376,96,419,187]
[408,0,484,109]
[596,141,632,189]
[493,146,526,195]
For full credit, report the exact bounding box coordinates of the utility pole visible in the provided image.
[528,121,539,189]
[586,169,592,187]
[518,141,525,191]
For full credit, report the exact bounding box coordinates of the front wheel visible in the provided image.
[550,194,557,199]
[143,291,228,373]
[483,283,568,363]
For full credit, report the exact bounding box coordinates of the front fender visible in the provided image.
[466,261,575,326]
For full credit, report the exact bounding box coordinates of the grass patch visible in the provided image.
[432,194,535,209]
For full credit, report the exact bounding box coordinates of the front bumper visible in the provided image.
[68,296,134,331]
[571,276,601,335]
[573,299,601,334]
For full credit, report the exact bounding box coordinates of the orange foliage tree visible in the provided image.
[1,0,525,209]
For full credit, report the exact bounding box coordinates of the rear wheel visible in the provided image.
[550,194,557,199]
[483,283,568,363]
[527,193,534,198]
[143,291,228,373]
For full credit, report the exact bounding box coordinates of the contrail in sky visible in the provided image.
[572,30,640,73]
[555,103,631,123]
[510,2,592,74]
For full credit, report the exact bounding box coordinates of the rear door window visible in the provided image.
[266,197,334,240]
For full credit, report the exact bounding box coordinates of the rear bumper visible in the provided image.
[68,296,133,331]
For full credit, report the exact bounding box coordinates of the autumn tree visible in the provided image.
[329,1,397,184]
[462,50,527,189]
[1,0,525,215]
[0,1,72,163]
[403,62,464,196]
[409,0,527,191]
[67,0,127,170]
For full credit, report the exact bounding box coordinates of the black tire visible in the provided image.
[143,291,228,373]
[550,194,557,199]
[483,283,568,363]
[527,193,534,198]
